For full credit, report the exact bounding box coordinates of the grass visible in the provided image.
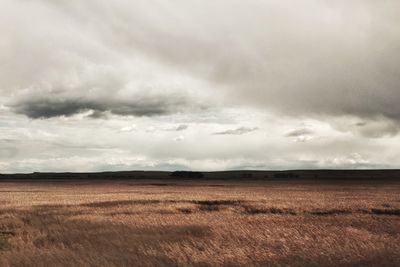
[0,234,10,251]
[0,179,399,266]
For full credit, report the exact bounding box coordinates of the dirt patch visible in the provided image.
[81,200,164,207]
[370,208,400,216]
[192,200,242,206]
[193,200,243,212]
[307,209,352,216]
[177,208,193,214]
[242,206,297,215]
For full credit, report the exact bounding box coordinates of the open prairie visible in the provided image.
[0,179,399,267]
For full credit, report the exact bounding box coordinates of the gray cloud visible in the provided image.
[284,127,315,143]
[213,127,258,135]
[12,98,188,119]
[3,0,400,124]
[284,128,314,138]
[175,124,188,131]
[2,0,400,173]
[36,0,400,123]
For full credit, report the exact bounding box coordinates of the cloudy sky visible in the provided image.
[1,0,400,173]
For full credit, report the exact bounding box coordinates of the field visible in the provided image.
[0,179,399,267]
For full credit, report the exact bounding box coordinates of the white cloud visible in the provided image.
[120,124,137,132]
[327,153,370,168]
[174,135,185,142]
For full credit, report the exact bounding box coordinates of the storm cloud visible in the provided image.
[1,0,400,172]
[3,0,400,122]
[29,0,400,121]
[13,97,191,119]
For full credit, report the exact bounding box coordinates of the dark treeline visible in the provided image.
[1,170,400,180]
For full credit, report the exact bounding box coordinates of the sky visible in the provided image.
[1,0,400,173]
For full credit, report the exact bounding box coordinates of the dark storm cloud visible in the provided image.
[3,0,400,125]
[14,99,97,119]
[213,127,258,136]
[75,0,400,123]
[12,98,190,119]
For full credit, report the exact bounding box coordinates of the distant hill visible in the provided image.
[1,169,400,180]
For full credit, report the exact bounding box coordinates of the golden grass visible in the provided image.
[0,180,399,267]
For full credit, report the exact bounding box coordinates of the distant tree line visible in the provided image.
[273,173,299,178]
[169,171,204,179]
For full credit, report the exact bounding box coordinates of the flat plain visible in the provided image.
[0,179,399,267]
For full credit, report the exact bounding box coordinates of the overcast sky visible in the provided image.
[1,0,400,173]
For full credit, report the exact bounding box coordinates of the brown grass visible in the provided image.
[0,179,399,266]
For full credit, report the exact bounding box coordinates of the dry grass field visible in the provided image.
[0,179,399,267]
